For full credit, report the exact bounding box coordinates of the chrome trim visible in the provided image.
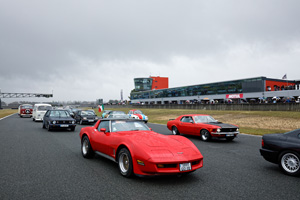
[95,151,116,163]
[213,131,239,135]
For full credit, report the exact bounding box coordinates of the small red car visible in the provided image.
[79,118,203,177]
[128,109,148,123]
[18,104,33,118]
[167,114,239,141]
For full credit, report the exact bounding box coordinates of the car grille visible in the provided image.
[57,121,73,124]
[220,128,238,132]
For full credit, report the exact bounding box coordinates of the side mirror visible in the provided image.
[100,128,106,132]
[149,128,153,131]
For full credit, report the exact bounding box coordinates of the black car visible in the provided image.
[260,129,300,176]
[43,109,76,131]
[74,110,99,125]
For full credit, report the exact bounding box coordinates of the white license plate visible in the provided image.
[60,125,69,127]
[88,120,94,122]
[180,163,191,171]
[226,134,234,137]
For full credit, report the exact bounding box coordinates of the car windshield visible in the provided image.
[81,111,95,115]
[49,110,70,118]
[107,114,129,118]
[133,110,142,114]
[111,111,125,114]
[38,106,52,111]
[193,115,218,123]
[111,121,150,132]
[21,105,32,109]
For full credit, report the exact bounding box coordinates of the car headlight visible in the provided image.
[72,121,75,124]
[52,121,56,124]
[217,128,221,133]
[83,117,87,120]
[95,117,98,120]
[236,128,239,132]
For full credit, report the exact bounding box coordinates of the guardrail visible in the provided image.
[104,103,300,111]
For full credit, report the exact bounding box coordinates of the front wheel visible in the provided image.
[81,136,94,158]
[279,151,300,176]
[200,129,211,141]
[47,122,52,131]
[172,126,180,135]
[118,148,133,177]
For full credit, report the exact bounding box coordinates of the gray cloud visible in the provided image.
[1,0,300,103]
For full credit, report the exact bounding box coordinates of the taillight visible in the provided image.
[261,139,264,147]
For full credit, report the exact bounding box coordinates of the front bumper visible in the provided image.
[49,124,76,129]
[82,119,98,123]
[133,156,203,176]
[211,131,239,138]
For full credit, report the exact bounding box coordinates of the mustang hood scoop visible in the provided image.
[205,122,237,128]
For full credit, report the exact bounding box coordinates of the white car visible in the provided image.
[32,103,52,121]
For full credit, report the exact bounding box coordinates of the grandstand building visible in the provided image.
[130,76,300,104]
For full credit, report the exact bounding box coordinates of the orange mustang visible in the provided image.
[167,114,239,141]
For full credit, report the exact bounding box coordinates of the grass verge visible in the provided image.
[94,107,299,135]
[0,109,17,119]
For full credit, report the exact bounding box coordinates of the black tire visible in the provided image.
[70,127,75,132]
[33,118,35,121]
[47,122,52,131]
[200,129,211,141]
[226,137,235,141]
[118,148,133,177]
[278,151,300,176]
[42,122,46,129]
[81,136,94,158]
[172,126,180,135]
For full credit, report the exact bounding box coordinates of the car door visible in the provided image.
[177,116,194,135]
[91,120,111,155]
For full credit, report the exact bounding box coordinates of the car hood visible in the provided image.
[203,122,238,128]
[117,131,202,161]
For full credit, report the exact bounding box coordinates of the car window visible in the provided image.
[194,115,217,123]
[49,110,70,117]
[298,134,300,139]
[98,121,110,132]
[181,117,192,123]
[38,106,52,111]
[134,110,142,114]
[111,121,150,132]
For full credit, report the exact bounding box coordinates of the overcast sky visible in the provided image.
[1,0,300,103]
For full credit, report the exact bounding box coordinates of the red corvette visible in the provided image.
[79,118,203,177]
[167,114,239,141]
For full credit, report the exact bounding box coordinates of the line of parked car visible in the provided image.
[17,103,300,177]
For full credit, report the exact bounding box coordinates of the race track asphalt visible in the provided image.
[1,114,299,200]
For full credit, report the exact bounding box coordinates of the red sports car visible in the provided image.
[167,114,239,141]
[79,118,203,177]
